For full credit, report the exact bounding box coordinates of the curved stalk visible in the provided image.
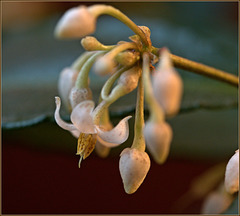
[89,4,149,47]
[75,51,106,88]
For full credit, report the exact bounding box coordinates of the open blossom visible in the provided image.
[144,121,173,164]
[54,97,131,166]
[152,48,183,117]
[54,6,96,39]
[119,148,150,194]
[224,149,239,194]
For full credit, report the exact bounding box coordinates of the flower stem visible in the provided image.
[131,72,146,152]
[71,51,95,71]
[88,4,149,47]
[75,51,106,89]
[92,100,111,125]
[152,47,239,87]
[101,66,128,100]
[104,42,137,60]
[142,52,165,123]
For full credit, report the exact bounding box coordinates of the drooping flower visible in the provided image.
[54,96,131,166]
[54,6,96,39]
[119,148,150,194]
[152,48,183,117]
[144,120,173,164]
[224,149,239,194]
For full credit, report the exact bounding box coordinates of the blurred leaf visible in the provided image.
[2,3,238,125]
[2,3,238,159]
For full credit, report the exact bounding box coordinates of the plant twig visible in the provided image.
[151,47,239,87]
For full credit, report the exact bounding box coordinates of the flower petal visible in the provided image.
[70,100,97,134]
[54,97,77,131]
[96,116,132,147]
[70,130,80,138]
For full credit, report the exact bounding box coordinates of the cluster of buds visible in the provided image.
[54,4,188,194]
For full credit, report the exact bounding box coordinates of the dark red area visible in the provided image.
[2,144,212,214]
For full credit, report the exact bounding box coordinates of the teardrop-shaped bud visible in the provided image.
[144,120,172,164]
[153,48,183,117]
[117,66,140,93]
[58,67,78,110]
[93,56,116,76]
[201,185,233,214]
[119,148,150,194]
[54,6,96,39]
[69,86,92,109]
[224,150,239,194]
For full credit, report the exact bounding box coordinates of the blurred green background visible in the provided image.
[2,2,238,214]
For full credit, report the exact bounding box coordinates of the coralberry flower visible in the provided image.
[54,6,96,38]
[201,188,233,214]
[54,97,131,166]
[58,67,78,110]
[224,149,239,194]
[144,120,173,164]
[119,148,150,194]
[152,48,183,116]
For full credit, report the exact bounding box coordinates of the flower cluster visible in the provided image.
[53,4,238,200]
[54,4,183,194]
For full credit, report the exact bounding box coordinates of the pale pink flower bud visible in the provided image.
[153,48,183,117]
[58,67,78,110]
[69,86,92,109]
[93,56,116,76]
[224,150,239,194]
[144,121,173,164]
[117,66,140,93]
[201,186,233,214]
[54,6,96,39]
[119,148,150,194]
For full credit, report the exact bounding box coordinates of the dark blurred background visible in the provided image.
[2,2,238,214]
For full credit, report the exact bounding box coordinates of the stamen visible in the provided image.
[83,135,97,159]
[76,133,97,167]
[78,155,83,168]
[77,133,85,155]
